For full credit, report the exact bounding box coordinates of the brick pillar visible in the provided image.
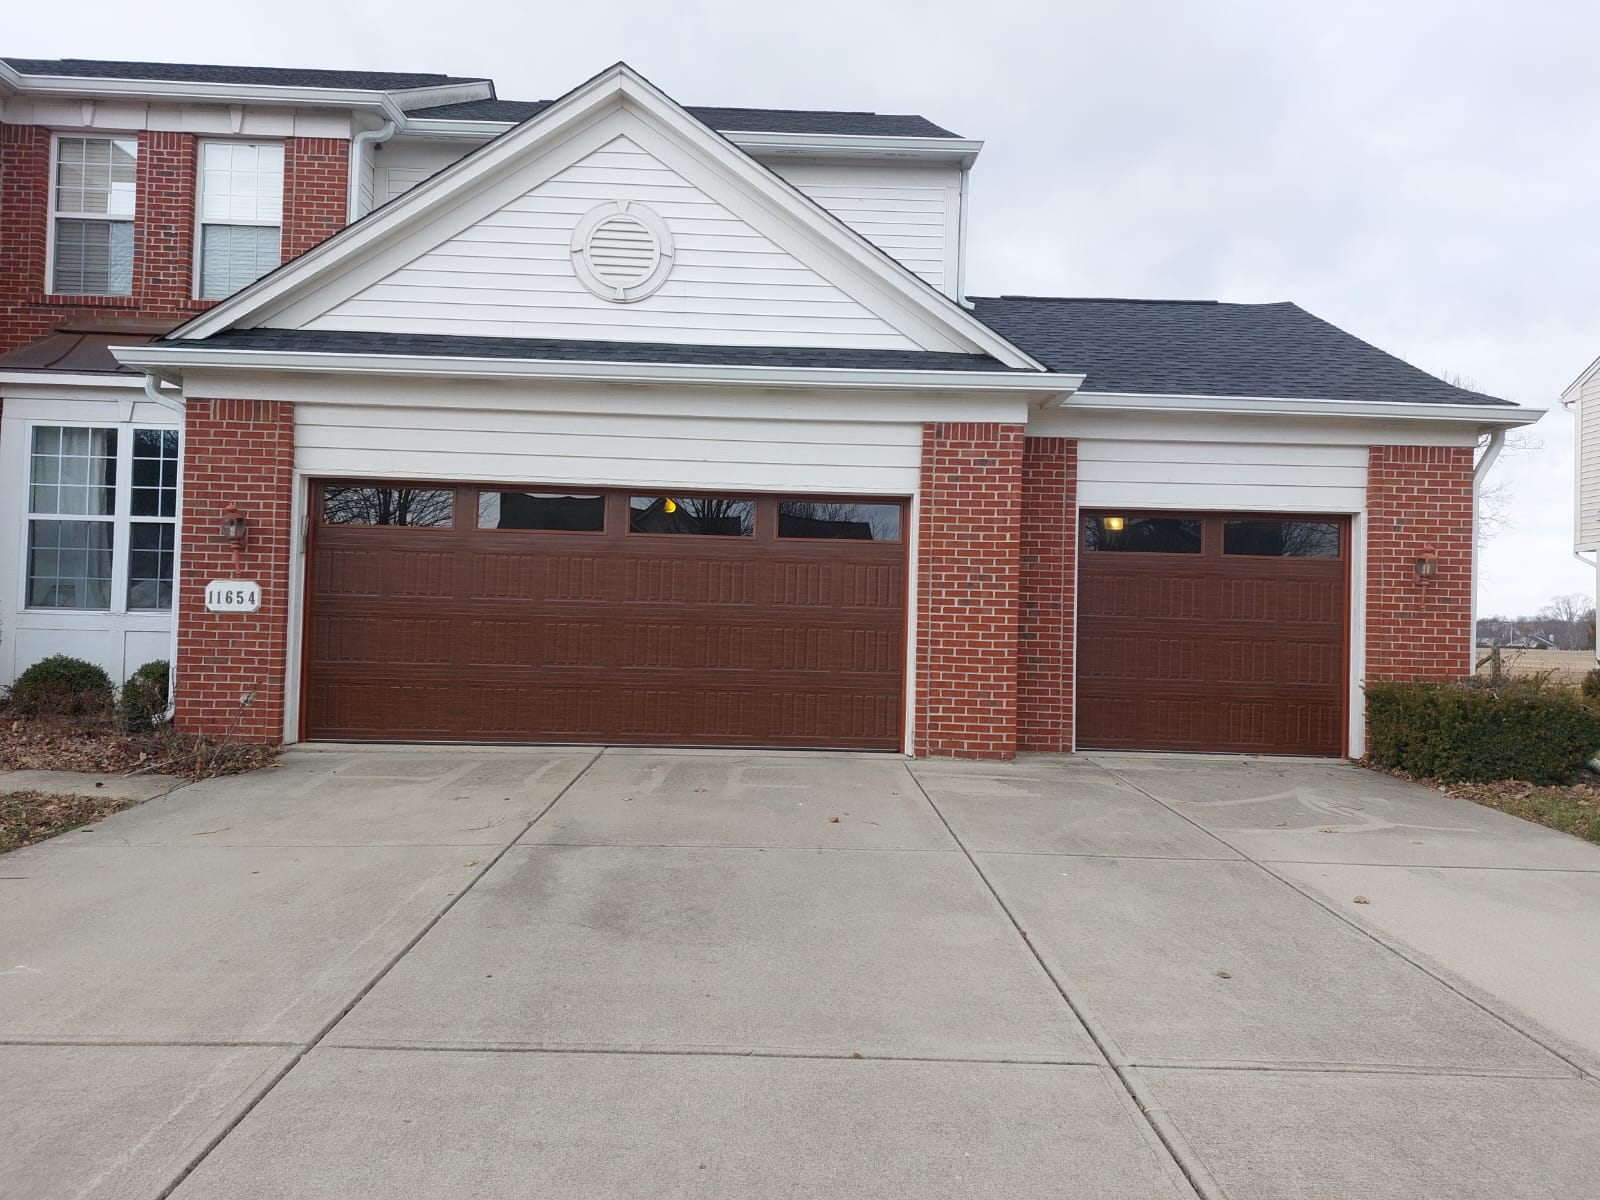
[135,131,198,310]
[1017,437,1077,751]
[915,421,1024,758]
[0,123,52,352]
[1365,445,1475,684]
[281,137,350,260]
[175,398,295,741]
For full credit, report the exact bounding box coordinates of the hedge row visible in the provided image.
[1366,677,1600,785]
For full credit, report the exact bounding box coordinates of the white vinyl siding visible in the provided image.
[770,162,960,294]
[1577,371,1600,551]
[198,142,284,299]
[1075,439,1370,513]
[312,134,919,349]
[50,136,138,296]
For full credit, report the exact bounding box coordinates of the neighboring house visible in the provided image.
[0,58,1539,760]
[1564,354,1600,646]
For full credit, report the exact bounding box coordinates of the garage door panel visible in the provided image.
[1077,512,1348,756]
[305,485,907,749]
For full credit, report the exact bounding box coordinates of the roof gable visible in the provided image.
[174,64,1038,366]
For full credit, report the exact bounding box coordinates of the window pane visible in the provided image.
[630,495,754,536]
[55,137,137,217]
[28,519,113,609]
[1224,520,1342,557]
[128,522,176,610]
[322,486,453,527]
[199,224,282,299]
[199,142,284,223]
[478,491,605,531]
[131,428,180,518]
[30,425,116,516]
[778,501,901,541]
[53,218,134,295]
[1083,516,1202,553]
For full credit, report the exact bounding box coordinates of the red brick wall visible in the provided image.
[1365,444,1475,684]
[0,125,349,353]
[1017,437,1077,752]
[915,421,1025,758]
[175,398,296,742]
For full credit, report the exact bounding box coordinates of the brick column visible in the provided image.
[1365,445,1475,683]
[915,421,1025,758]
[281,137,350,260]
[175,398,295,741]
[0,123,53,352]
[135,131,198,309]
[1017,437,1077,751]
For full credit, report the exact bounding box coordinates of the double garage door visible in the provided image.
[304,486,1348,757]
[303,483,907,750]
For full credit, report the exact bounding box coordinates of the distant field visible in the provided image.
[1474,648,1596,684]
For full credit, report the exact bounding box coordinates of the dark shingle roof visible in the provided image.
[408,98,960,138]
[2,58,486,90]
[185,328,1013,372]
[971,296,1514,406]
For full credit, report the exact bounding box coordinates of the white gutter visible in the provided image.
[347,118,397,221]
[1068,389,1542,427]
[114,344,1083,400]
[1471,428,1507,643]
[141,375,186,722]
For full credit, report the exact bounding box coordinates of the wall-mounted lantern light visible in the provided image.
[1414,548,1438,582]
[221,502,249,567]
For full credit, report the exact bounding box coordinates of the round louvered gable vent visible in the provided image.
[570,200,675,302]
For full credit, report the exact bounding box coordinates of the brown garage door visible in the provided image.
[1076,512,1348,756]
[303,484,906,749]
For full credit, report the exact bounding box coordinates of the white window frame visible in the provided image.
[45,132,140,298]
[19,420,182,615]
[194,139,285,301]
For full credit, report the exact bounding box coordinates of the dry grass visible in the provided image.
[0,790,140,854]
[1474,648,1595,685]
[1445,779,1600,845]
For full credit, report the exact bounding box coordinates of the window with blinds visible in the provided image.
[51,136,138,296]
[198,142,284,299]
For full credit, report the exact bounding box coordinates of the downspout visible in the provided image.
[955,160,971,306]
[347,118,398,222]
[143,375,185,723]
[1471,428,1506,646]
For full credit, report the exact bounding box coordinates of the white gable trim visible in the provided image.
[171,64,1044,368]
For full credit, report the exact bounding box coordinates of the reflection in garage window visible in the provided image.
[1224,520,1341,557]
[630,495,753,536]
[322,486,453,527]
[479,491,605,532]
[777,501,901,541]
[1083,516,1202,553]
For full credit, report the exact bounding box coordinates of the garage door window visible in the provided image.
[479,491,605,532]
[322,486,453,527]
[630,495,753,536]
[1083,516,1202,553]
[777,500,901,541]
[1224,519,1341,557]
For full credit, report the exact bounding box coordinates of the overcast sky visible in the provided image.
[13,0,1599,616]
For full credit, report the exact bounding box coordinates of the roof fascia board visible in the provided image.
[112,343,1080,398]
[1071,389,1542,427]
[0,371,138,389]
[1561,353,1600,406]
[170,63,1043,368]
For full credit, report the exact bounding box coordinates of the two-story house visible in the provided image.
[1,57,1538,759]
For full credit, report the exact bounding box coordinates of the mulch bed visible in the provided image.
[0,715,281,781]
[0,790,141,854]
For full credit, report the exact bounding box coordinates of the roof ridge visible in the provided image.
[981,295,1286,307]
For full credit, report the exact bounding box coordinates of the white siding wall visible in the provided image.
[768,162,960,295]
[1076,438,1370,512]
[374,139,467,207]
[1575,369,1600,551]
[314,134,920,349]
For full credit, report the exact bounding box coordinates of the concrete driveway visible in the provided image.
[3,747,1598,1199]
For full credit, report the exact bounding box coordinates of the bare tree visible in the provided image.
[1442,370,1542,548]
[322,486,454,527]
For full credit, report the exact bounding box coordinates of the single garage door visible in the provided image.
[1076,512,1348,756]
[303,483,907,749]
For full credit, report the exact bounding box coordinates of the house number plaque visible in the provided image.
[205,581,262,613]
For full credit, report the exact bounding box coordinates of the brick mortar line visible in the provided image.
[901,761,1224,1200]
[149,746,605,1199]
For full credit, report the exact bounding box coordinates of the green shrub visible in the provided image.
[1582,668,1600,703]
[121,659,171,725]
[1366,676,1600,785]
[9,654,114,718]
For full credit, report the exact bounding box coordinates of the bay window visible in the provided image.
[198,141,284,299]
[51,136,138,296]
[25,425,180,612]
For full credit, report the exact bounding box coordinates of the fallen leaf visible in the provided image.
[1353,895,1370,904]
[1274,820,1288,827]
[1215,970,1232,979]
[1317,827,1340,834]
[849,1052,863,1059]
[464,860,481,868]
[692,787,706,794]
[829,816,841,823]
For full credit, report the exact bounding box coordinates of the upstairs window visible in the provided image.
[198,142,284,299]
[51,136,138,296]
